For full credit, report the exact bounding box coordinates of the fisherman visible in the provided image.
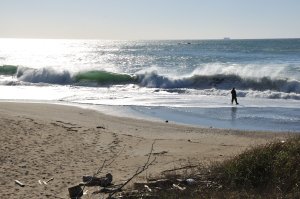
[231,88,239,105]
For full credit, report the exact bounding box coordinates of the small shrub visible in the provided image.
[214,136,300,194]
[153,136,300,198]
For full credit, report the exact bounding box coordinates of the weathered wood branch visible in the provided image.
[76,146,125,198]
[107,140,157,198]
[161,165,198,174]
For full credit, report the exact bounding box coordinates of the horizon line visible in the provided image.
[0,36,300,41]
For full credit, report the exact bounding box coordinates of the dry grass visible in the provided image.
[120,136,300,199]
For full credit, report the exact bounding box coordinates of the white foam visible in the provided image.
[192,63,299,80]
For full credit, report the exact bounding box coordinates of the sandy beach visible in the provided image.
[0,102,292,198]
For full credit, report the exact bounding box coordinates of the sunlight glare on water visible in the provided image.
[0,38,299,131]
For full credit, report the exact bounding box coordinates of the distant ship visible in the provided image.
[223,37,231,40]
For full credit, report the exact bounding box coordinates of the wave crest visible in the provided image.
[1,65,299,95]
[137,72,300,93]
[16,67,72,84]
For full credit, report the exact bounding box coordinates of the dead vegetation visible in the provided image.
[125,136,300,199]
[68,136,300,199]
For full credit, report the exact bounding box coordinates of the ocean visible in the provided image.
[0,38,299,132]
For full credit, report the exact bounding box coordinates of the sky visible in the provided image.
[0,0,299,40]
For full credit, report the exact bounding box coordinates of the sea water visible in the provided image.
[0,38,299,132]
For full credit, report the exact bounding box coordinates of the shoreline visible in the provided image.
[0,102,293,198]
[1,98,300,133]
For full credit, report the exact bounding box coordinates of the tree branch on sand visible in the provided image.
[107,140,157,198]
[77,146,125,198]
[70,141,156,199]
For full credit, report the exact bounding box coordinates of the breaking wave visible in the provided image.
[1,65,299,96]
[136,71,300,93]
[16,67,72,84]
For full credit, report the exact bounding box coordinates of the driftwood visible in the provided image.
[133,178,195,194]
[144,185,152,192]
[45,177,54,183]
[81,173,113,187]
[161,165,198,174]
[39,177,54,185]
[71,147,125,198]
[108,141,157,198]
[68,141,157,199]
[173,183,186,191]
[15,180,25,187]
[134,179,173,190]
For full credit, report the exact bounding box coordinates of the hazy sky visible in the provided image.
[1,0,299,40]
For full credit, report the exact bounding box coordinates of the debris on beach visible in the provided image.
[68,141,158,198]
[68,185,83,198]
[15,180,25,187]
[96,126,106,129]
[173,183,186,191]
[133,178,196,192]
[38,177,54,185]
[66,158,198,198]
[81,173,113,187]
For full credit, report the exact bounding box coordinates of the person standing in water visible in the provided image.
[231,88,239,105]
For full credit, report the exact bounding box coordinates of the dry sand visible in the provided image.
[0,102,292,198]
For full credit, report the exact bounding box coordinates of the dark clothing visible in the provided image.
[231,88,238,104]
